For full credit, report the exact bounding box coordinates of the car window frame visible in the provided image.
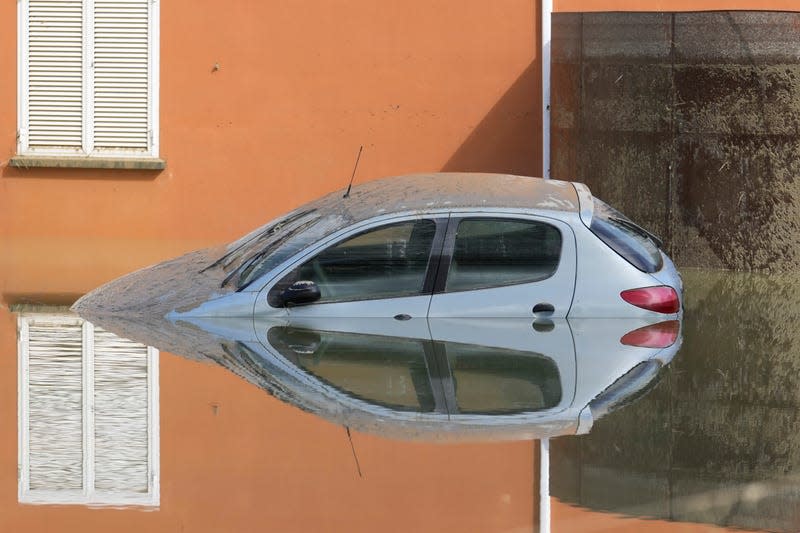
[432,214,566,294]
[258,213,450,308]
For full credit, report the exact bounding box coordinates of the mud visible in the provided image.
[552,11,800,271]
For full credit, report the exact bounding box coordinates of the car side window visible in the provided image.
[445,218,562,292]
[267,327,436,412]
[271,219,437,305]
[444,341,562,414]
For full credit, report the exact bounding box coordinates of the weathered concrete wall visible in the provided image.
[552,12,800,271]
[555,0,800,11]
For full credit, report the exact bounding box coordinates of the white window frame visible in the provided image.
[17,0,160,158]
[17,313,160,507]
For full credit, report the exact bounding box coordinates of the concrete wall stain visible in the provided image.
[552,11,800,271]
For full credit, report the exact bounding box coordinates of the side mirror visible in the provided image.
[281,280,321,307]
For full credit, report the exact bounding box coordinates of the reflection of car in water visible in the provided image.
[73,308,683,441]
[73,173,682,322]
[267,326,564,416]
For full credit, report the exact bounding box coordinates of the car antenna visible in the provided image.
[343,145,363,199]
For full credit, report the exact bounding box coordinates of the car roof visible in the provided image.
[320,172,580,219]
[213,173,583,291]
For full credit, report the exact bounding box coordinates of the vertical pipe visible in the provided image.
[542,0,553,179]
[540,438,551,533]
[540,1,554,520]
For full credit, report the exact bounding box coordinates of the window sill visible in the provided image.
[9,155,166,170]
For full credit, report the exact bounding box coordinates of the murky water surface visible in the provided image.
[9,268,800,532]
[550,268,800,532]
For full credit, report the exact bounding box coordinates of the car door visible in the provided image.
[427,213,576,318]
[256,215,447,318]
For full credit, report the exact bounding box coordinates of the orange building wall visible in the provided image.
[0,0,541,301]
[0,1,541,531]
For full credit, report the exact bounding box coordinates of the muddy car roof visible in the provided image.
[72,173,584,316]
[321,172,580,219]
[211,173,582,290]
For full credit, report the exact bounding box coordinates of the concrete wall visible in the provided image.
[552,12,800,271]
[555,1,800,11]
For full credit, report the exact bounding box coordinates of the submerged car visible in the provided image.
[74,173,682,320]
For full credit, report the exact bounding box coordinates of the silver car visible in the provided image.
[75,173,682,320]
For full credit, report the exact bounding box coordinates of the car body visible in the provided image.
[74,173,683,321]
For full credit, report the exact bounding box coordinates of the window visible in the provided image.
[588,199,664,273]
[444,342,561,414]
[445,218,562,292]
[17,0,159,159]
[227,209,323,291]
[266,326,562,416]
[18,314,159,506]
[270,220,437,305]
[268,327,436,412]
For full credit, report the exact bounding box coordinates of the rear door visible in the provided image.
[427,213,576,318]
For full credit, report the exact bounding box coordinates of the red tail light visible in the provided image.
[620,320,680,348]
[620,286,680,314]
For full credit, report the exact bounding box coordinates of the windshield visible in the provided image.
[209,209,348,291]
[589,199,663,273]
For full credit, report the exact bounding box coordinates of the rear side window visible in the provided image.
[445,218,562,292]
[444,342,561,414]
[589,200,663,273]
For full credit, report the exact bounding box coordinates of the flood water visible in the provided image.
[7,268,800,532]
[550,268,800,532]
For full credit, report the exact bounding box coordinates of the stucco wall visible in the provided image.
[0,0,542,303]
[0,2,541,531]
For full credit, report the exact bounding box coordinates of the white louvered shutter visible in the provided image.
[93,326,150,493]
[20,0,156,157]
[26,0,85,151]
[19,315,159,506]
[26,318,85,491]
[93,0,151,152]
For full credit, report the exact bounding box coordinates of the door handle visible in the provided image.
[394,313,412,321]
[532,303,555,315]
